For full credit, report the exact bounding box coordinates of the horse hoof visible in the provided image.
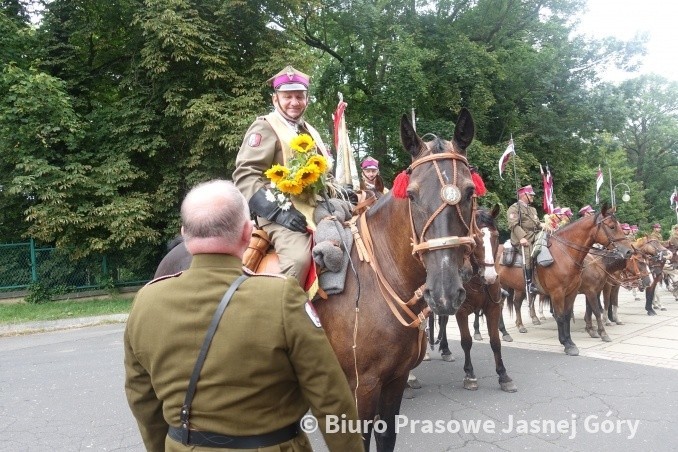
[615,321,624,325]
[422,352,430,361]
[601,334,612,342]
[463,378,478,391]
[441,353,455,362]
[519,326,527,333]
[473,333,483,341]
[564,346,580,356]
[647,310,657,316]
[531,317,541,325]
[540,316,547,321]
[661,307,667,311]
[500,381,518,393]
[502,334,514,342]
[407,376,422,389]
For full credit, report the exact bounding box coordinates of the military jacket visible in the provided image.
[647,231,663,241]
[669,233,678,247]
[233,112,329,229]
[507,201,541,244]
[124,254,363,452]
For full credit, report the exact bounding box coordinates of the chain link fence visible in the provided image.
[0,240,153,297]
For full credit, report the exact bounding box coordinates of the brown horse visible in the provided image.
[453,205,517,392]
[580,250,650,341]
[497,205,633,355]
[604,238,671,321]
[314,112,479,451]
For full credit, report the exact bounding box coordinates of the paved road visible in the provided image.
[2,296,677,451]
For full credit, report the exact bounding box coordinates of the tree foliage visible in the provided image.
[0,0,676,267]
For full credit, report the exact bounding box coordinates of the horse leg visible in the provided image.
[590,293,611,342]
[610,285,623,325]
[646,287,657,316]
[528,292,541,325]
[553,298,579,356]
[438,315,454,362]
[653,288,666,311]
[584,295,599,338]
[373,375,408,452]
[355,384,381,452]
[499,312,513,342]
[455,304,477,390]
[514,290,528,333]
[487,304,517,392]
[473,313,483,341]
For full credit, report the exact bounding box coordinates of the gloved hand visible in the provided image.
[339,185,359,205]
[248,188,308,233]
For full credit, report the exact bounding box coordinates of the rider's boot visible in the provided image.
[525,267,538,294]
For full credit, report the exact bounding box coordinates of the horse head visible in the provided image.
[398,108,477,315]
[592,204,633,259]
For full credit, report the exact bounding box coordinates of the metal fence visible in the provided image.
[0,239,151,295]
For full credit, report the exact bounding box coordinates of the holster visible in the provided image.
[242,228,271,272]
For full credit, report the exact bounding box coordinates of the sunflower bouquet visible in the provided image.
[264,134,328,209]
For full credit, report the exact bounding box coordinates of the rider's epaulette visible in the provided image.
[144,272,183,286]
[242,266,287,279]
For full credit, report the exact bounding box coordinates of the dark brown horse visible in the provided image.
[154,111,479,451]
[497,205,633,355]
[425,205,516,392]
[314,112,479,451]
[580,250,650,341]
[453,205,516,392]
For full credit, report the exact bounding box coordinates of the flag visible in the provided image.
[671,187,678,207]
[541,164,554,214]
[332,95,360,189]
[498,139,515,180]
[595,166,603,204]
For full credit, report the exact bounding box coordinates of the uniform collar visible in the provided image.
[189,254,244,270]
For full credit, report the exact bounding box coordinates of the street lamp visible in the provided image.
[612,183,631,205]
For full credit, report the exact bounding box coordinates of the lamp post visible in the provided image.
[612,183,631,206]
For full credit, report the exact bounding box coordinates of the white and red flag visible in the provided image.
[540,164,554,214]
[498,139,515,180]
[671,187,678,207]
[595,166,604,204]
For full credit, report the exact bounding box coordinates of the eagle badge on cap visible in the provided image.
[305,301,322,328]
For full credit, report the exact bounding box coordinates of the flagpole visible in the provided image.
[608,167,614,206]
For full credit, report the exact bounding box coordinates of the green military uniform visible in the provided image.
[233,111,330,284]
[124,254,363,452]
[507,200,541,270]
[648,230,663,241]
[669,227,678,247]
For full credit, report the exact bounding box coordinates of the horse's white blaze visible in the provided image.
[481,227,498,284]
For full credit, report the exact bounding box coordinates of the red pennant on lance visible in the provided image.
[498,139,514,180]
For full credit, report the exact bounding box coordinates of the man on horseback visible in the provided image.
[233,66,331,287]
[507,185,542,293]
[648,223,663,241]
[578,204,595,217]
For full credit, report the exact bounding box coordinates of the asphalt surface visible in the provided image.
[1,287,677,451]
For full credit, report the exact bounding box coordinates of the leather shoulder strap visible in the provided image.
[179,274,249,444]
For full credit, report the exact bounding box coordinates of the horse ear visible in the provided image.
[400,114,425,159]
[453,108,475,154]
[490,203,501,219]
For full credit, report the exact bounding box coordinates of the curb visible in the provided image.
[0,313,129,337]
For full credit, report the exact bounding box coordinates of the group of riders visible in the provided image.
[234,65,677,302]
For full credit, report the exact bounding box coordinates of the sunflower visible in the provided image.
[264,164,290,183]
[277,178,304,196]
[306,154,328,174]
[290,134,316,153]
[295,166,321,187]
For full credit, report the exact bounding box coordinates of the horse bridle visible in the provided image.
[552,212,627,258]
[406,152,478,262]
